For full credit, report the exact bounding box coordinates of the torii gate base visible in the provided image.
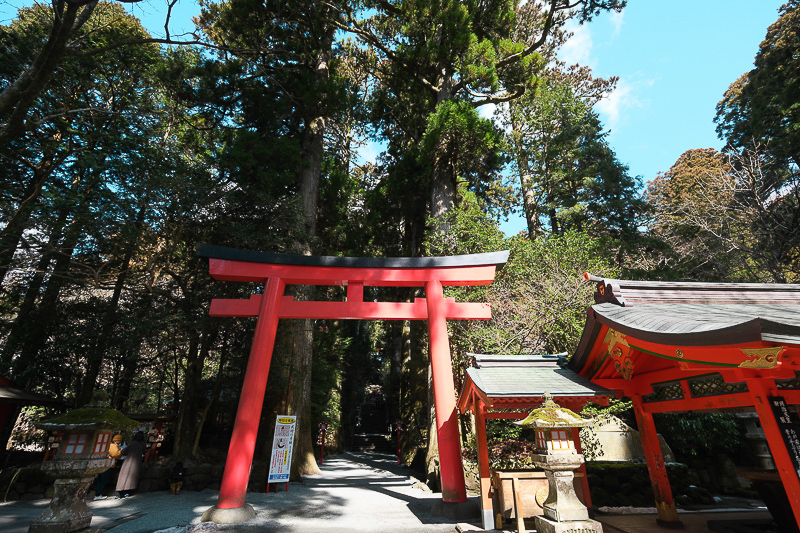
[196,244,508,524]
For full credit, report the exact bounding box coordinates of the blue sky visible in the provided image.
[505,1,787,234]
[1,0,787,234]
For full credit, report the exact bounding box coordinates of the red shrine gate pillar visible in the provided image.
[212,277,285,514]
[745,376,800,526]
[426,279,466,502]
[196,244,508,524]
[631,394,681,527]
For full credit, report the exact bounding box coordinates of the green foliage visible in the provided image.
[505,74,647,244]
[310,319,352,431]
[579,399,633,460]
[716,0,800,170]
[8,407,50,451]
[645,144,800,283]
[419,101,510,217]
[425,198,617,413]
[653,412,742,460]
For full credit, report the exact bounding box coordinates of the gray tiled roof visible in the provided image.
[592,302,800,345]
[465,366,612,398]
[584,273,800,306]
[470,353,565,368]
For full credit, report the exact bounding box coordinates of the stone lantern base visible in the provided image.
[534,514,603,533]
[28,477,99,533]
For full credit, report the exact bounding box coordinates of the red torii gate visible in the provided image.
[197,243,509,523]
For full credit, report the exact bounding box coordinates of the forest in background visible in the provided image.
[1,0,798,483]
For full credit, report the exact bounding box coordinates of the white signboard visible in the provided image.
[268,415,297,483]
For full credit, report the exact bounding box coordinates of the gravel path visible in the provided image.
[1,452,475,533]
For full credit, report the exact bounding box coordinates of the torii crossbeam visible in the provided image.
[196,243,509,524]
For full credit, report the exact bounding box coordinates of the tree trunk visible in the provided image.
[173,327,219,460]
[509,112,542,238]
[1,220,64,369]
[193,334,231,457]
[286,315,320,478]
[279,28,332,479]
[0,0,98,143]
[2,163,101,373]
[172,336,200,460]
[76,201,147,406]
[113,347,140,412]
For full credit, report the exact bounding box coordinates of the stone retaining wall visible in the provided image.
[0,461,236,501]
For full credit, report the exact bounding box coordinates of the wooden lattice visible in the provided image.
[643,382,684,403]
[776,371,800,390]
[689,374,747,397]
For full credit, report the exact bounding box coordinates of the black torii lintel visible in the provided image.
[196,243,509,271]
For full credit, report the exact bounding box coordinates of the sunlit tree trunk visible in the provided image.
[174,327,219,460]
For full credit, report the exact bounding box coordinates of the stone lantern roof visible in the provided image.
[37,407,140,432]
[37,391,140,432]
[514,392,591,430]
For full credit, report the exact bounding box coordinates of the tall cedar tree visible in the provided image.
[197,0,349,477]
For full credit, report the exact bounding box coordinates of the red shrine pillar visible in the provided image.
[746,377,800,527]
[203,277,286,521]
[631,394,681,527]
[474,404,493,528]
[425,279,467,503]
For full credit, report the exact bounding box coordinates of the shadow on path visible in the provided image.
[0,451,474,533]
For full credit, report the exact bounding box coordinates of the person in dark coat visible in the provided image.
[115,431,145,499]
[169,462,185,495]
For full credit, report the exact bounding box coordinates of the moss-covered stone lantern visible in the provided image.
[515,392,602,533]
[29,393,140,533]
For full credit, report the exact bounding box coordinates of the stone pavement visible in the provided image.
[0,451,777,533]
[1,452,467,533]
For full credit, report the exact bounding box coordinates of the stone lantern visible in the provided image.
[29,395,139,533]
[515,392,602,533]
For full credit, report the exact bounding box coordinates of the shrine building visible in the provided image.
[568,273,800,528]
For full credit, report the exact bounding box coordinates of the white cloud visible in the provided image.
[478,102,496,120]
[558,20,594,67]
[595,77,651,133]
[609,9,625,37]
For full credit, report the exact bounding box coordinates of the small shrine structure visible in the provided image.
[0,375,64,458]
[196,243,509,524]
[457,354,613,530]
[569,274,800,528]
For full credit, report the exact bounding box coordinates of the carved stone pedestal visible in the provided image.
[534,514,603,533]
[28,477,96,533]
[534,454,589,523]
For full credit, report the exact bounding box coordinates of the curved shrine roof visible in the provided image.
[591,302,800,346]
[570,274,800,375]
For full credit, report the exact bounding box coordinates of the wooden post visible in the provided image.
[512,477,526,533]
[425,279,467,503]
[632,395,681,527]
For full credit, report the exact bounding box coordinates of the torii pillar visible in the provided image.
[196,244,509,524]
